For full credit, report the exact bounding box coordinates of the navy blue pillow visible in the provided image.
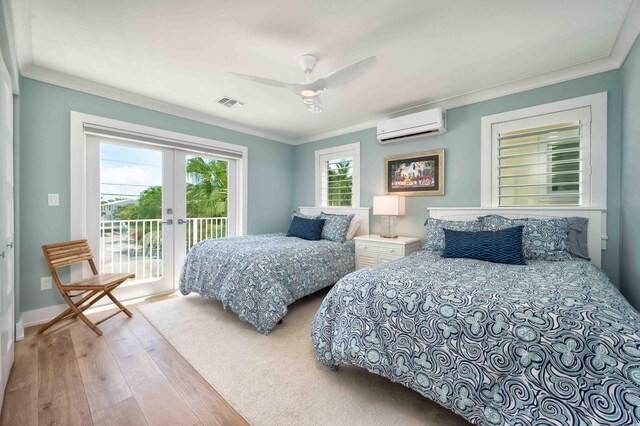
[286,216,326,241]
[442,226,527,265]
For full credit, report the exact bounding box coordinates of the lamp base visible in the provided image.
[380,215,398,238]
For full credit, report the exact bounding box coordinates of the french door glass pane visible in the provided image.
[99,142,164,283]
[185,155,228,252]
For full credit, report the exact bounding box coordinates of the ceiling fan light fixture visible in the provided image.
[300,89,317,97]
[306,103,323,114]
[303,97,323,114]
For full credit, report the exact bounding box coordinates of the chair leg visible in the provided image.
[38,306,74,334]
[67,290,101,319]
[60,290,103,336]
[105,288,133,318]
[71,289,111,317]
[38,290,102,334]
[71,305,103,336]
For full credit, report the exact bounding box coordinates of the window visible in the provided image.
[481,93,607,208]
[315,142,360,207]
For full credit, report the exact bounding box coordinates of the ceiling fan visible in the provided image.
[230,55,377,114]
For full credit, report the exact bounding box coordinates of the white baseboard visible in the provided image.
[15,320,24,342]
[19,291,179,330]
[21,303,68,328]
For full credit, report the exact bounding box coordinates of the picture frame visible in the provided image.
[384,149,444,196]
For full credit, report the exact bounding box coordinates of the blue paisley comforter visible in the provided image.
[180,234,354,334]
[311,251,640,425]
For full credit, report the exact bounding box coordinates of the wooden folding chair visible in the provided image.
[39,239,135,336]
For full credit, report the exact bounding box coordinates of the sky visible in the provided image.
[100,142,162,202]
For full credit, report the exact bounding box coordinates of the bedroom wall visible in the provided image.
[19,77,294,314]
[620,36,640,310]
[293,70,623,285]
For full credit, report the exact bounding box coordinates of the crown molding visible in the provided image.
[20,64,296,145]
[615,0,640,66]
[0,0,20,92]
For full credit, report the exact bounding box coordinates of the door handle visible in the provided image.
[0,251,4,259]
[177,219,187,225]
[6,242,13,248]
[161,219,173,225]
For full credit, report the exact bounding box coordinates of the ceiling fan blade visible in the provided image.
[319,56,377,89]
[230,72,302,93]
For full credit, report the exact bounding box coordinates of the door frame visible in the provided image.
[69,112,248,288]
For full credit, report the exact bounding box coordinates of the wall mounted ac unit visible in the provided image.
[376,108,446,144]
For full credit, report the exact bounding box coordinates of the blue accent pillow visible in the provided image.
[422,218,483,251]
[286,216,326,241]
[442,226,527,265]
[480,215,571,261]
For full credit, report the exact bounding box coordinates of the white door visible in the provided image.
[87,137,175,300]
[86,136,234,300]
[173,151,235,283]
[0,54,15,406]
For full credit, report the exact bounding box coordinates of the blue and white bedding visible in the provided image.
[311,251,640,425]
[180,233,354,334]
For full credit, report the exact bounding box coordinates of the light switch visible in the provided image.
[48,193,59,206]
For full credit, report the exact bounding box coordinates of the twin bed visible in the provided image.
[180,207,370,334]
[179,207,640,425]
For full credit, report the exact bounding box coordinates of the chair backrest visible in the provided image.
[42,240,98,282]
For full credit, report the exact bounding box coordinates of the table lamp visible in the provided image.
[373,195,406,238]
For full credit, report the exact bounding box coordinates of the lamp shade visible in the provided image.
[372,195,406,216]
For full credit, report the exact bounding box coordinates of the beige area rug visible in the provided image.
[138,290,470,426]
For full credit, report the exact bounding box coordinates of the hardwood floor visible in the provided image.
[0,295,248,426]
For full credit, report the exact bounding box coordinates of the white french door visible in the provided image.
[85,135,236,301]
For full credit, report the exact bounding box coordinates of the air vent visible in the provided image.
[217,96,246,108]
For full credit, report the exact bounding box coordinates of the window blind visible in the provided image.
[497,121,582,206]
[321,156,353,206]
[83,124,244,159]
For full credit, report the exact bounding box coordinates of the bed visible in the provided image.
[180,206,370,335]
[311,208,640,425]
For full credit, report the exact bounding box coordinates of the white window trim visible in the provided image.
[480,92,607,209]
[314,142,361,208]
[70,111,249,245]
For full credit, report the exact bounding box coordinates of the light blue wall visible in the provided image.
[620,36,640,310]
[19,77,294,313]
[293,71,623,284]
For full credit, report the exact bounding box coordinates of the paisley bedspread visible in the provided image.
[311,251,640,425]
[180,233,354,334]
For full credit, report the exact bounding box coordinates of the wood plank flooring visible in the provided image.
[0,295,248,426]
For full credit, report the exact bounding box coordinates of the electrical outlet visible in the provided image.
[47,193,59,207]
[40,277,52,290]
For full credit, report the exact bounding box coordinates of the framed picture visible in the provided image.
[384,149,444,196]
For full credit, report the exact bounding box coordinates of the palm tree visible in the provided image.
[186,157,228,218]
[327,160,352,206]
[116,157,229,250]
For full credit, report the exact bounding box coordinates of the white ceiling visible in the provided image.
[8,0,640,144]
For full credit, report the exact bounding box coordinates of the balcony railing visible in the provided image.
[99,217,227,282]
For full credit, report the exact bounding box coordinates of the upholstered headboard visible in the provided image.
[298,206,370,237]
[427,207,607,268]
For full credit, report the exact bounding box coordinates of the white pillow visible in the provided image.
[346,218,361,240]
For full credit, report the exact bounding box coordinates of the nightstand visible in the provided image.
[354,235,421,269]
